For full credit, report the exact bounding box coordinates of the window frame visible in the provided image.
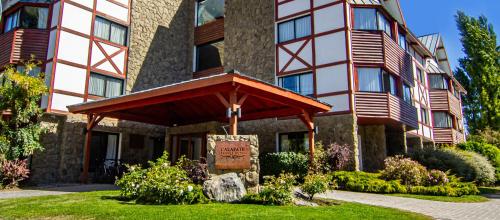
[402,83,412,104]
[429,74,449,90]
[278,131,309,153]
[196,0,225,27]
[353,8,392,37]
[398,33,407,51]
[277,72,314,97]
[433,112,453,128]
[357,68,398,94]
[417,68,425,84]
[94,16,128,46]
[88,72,124,98]
[195,39,224,72]
[277,15,312,43]
[420,108,430,125]
[3,6,49,33]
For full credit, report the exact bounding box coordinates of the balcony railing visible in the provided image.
[433,128,465,144]
[429,90,462,117]
[0,28,49,66]
[355,92,418,129]
[351,30,414,86]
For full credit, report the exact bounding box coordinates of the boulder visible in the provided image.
[203,173,247,202]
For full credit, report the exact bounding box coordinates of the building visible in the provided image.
[0,0,466,183]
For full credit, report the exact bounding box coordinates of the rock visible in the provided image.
[203,173,247,203]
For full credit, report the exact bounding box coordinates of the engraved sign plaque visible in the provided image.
[215,141,251,170]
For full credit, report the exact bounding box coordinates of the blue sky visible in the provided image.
[400,0,500,70]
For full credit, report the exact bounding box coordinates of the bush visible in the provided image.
[300,173,329,200]
[0,159,30,188]
[177,157,208,185]
[312,143,352,174]
[260,152,308,180]
[427,170,449,186]
[331,171,407,194]
[115,152,207,205]
[467,128,500,147]
[457,141,500,182]
[381,156,429,186]
[242,173,296,205]
[331,171,479,197]
[411,147,496,186]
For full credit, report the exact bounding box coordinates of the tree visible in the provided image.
[0,60,47,160]
[454,11,500,133]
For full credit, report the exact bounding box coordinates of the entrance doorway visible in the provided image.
[88,131,120,183]
[170,133,207,162]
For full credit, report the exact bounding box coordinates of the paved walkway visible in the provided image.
[318,190,500,220]
[0,184,118,199]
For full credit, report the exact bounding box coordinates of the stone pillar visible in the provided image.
[406,137,423,154]
[207,135,259,193]
[358,125,386,172]
[386,125,407,156]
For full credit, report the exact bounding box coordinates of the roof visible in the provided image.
[418,33,441,55]
[67,72,332,127]
[349,0,381,5]
[426,61,447,74]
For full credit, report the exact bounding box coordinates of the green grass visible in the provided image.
[0,190,430,220]
[478,186,500,195]
[388,194,489,203]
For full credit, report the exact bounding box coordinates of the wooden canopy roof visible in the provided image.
[67,73,332,127]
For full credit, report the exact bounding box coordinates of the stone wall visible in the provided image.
[30,114,166,184]
[224,0,275,83]
[127,0,195,92]
[358,125,386,172]
[206,135,259,193]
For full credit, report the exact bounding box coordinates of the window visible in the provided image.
[399,33,407,51]
[403,83,412,104]
[278,16,311,43]
[453,86,460,98]
[16,65,41,77]
[196,40,224,71]
[94,17,128,46]
[88,73,124,98]
[278,72,314,97]
[421,108,429,125]
[3,7,48,32]
[429,74,448,90]
[279,132,309,153]
[353,8,392,36]
[89,131,120,172]
[417,68,425,84]
[357,68,396,94]
[197,0,224,26]
[433,112,452,128]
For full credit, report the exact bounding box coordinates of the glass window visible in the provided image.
[197,0,224,26]
[279,132,309,153]
[421,108,429,125]
[196,40,224,71]
[3,7,48,32]
[354,8,377,30]
[4,10,20,32]
[278,72,314,97]
[94,17,127,46]
[377,12,391,36]
[433,112,452,128]
[417,68,425,83]
[358,68,382,92]
[89,73,123,98]
[278,16,311,43]
[399,34,407,51]
[403,83,412,104]
[429,74,448,90]
[382,71,397,95]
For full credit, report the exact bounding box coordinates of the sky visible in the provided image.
[399,0,500,70]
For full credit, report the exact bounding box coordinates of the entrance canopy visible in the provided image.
[68,72,331,128]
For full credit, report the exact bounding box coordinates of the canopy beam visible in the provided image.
[80,113,105,183]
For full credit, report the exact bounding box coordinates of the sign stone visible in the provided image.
[215,141,251,170]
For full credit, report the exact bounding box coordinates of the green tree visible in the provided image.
[0,60,47,160]
[454,11,500,132]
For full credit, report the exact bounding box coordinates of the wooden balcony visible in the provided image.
[352,30,414,86]
[429,90,462,117]
[433,128,465,144]
[355,92,418,129]
[0,28,49,67]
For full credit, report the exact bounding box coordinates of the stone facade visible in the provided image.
[206,135,259,193]
[358,125,386,172]
[30,114,166,184]
[224,0,275,83]
[127,0,195,92]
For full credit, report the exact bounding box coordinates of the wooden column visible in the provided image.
[299,111,315,165]
[80,113,104,183]
[215,90,248,136]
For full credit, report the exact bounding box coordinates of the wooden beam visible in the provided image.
[299,111,315,165]
[229,90,238,135]
[215,92,230,108]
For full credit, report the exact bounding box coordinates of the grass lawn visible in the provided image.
[387,194,489,203]
[0,190,430,220]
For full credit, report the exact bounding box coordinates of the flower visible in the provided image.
[187,185,193,192]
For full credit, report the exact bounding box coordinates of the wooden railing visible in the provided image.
[351,30,414,86]
[429,90,463,117]
[194,18,224,45]
[0,28,49,66]
[355,92,418,129]
[433,128,465,144]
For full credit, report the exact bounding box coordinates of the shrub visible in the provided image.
[457,141,500,182]
[177,156,208,185]
[427,170,449,186]
[331,171,407,194]
[467,128,500,147]
[242,173,296,205]
[0,159,30,188]
[411,147,496,186]
[300,173,329,200]
[259,152,308,180]
[115,152,207,205]
[380,156,429,186]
